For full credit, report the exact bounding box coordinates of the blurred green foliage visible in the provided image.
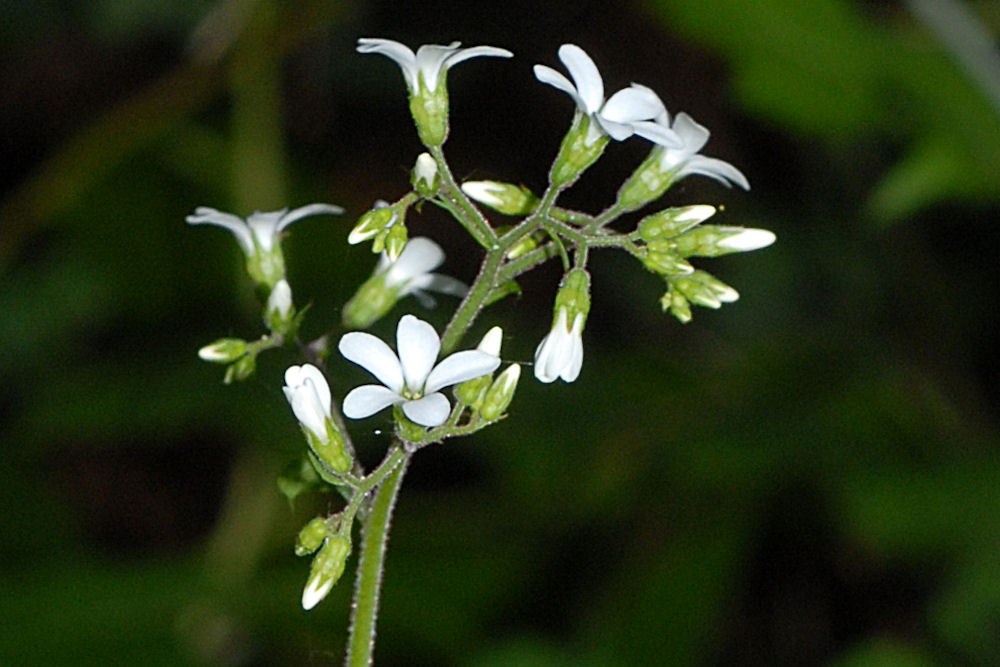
[2,0,1000,665]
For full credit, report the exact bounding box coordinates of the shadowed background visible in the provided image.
[2,0,1000,665]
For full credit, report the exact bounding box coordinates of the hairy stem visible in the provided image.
[345,447,409,667]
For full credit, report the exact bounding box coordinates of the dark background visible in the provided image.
[3,0,1000,664]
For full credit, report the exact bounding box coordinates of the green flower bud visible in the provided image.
[305,424,352,475]
[412,152,440,197]
[295,517,330,557]
[302,535,351,610]
[642,242,694,276]
[671,270,739,309]
[674,226,777,258]
[265,279,295,334]
[461,181,539,216]
[198,338,248,364]
[481,363,520,420]
[224,352,256,384]
[661,287,692,323]
[550,114,609,187]
[348,205,396,245]
[637,205,716,242]
[384,223,408,262]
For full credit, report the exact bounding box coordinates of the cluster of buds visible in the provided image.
[348,199,411,261]
[454,326,521,421]
[295,517,351,610]
[637,205,774,322]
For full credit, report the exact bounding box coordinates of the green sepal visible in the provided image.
[550,114,609,187]
[295,517,331,557]
[616,147,677,213]
[409,75,449,147]
[223,352,256,384]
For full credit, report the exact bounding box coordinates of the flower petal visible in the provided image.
[401,393,451,427]
[601,85,662,125]
[424,350,501,394]
[185,207,254,254]
[631,120,683,148]
[357,38,418,89]
[444,45,513,69]
[680,156,751,190]
[385,237,445,286]
[533,65,586,111]
[402,273,468,298]
[414,42,461,91]
[396,315,440,391]
[342,385,404,419]
[275,203,344,233]
[672,112,711,154]
[285,364,331,415]
[557,44,603,114]
[339,331,404,393]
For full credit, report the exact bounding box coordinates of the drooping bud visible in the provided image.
[671,270,740,309]
[295,517,330,557]
[480,363,521,420]
[534,270,591,383]
[302,535,351,610]
[642,242,695,276]
[461,180,539,216]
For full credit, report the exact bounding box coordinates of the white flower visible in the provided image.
[282,364,333,442]
[649,110,750,190]
[534,307,585,383]
[339,315,501,427]
[534,44,681,147]
[716,228,775,252]
[186,203,343,255]
[377,237,467,307]
[356,38,513,94]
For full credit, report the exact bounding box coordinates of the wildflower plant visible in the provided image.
[190,38,774,664]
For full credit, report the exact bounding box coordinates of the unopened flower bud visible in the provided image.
[348,202,395,245]
[642,242,695,276]
[224,353,257,384]
[283,365,352,474]
[660,287,692,323]
[302,535,351,610]
[265,279,295,333]
[461,180,539,215]
[295,517,330,557]
[481,363,520,420]
[637,205,716,242]
[674,226,776,258]
[198,338,247,363]
[672,270,739,309]
[384,223,408,262]
[412,152,440,196]
[535,270,591,383]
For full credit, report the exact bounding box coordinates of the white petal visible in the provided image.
[401,393,451,427]
[342,385,404,419]
[402,273,468,298]
[185,207,254,254]
[533,64,586,111]
[717,228,775,251]
[414,42,460,91]
[339,332,404,393]
[476,326,503,357]
[275,203,343,233]
[396,315,440,391]
[357,38,418,89]
[385,237,444,286]
[460,181,504,207]
[631,120,683,148]
[424,350,501,394]
[285,364,332,415]
[557,44,603,114]
[672,112,711,154]
[596,117,635,142]
[561,314,585,382]
[444,45,513,69]
[533,309,573,383]
[302,574,334,611]
[601,85,663,125]
[681,156,751,190]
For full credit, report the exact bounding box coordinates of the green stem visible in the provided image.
[345,446,409,667]
[428,145,496,248]
[440,248,504,354]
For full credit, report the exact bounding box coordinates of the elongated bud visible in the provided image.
[674,226,776,257]
[661,286,692,323]
[637,205,716,242]
[671,270,739,309]
[461,180,539,215]
[198,338,247,363]
[481,363,520,420]
[302,535,351,610]
[295,517,330,557]
[412,152,440,196]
